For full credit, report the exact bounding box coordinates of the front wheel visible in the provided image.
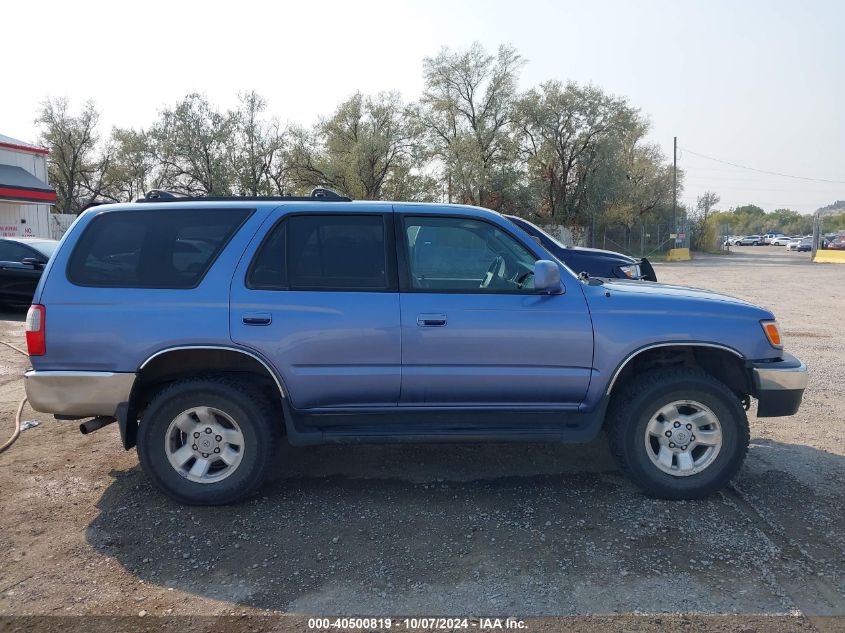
[606,367,749,499]
[137,377,279,505]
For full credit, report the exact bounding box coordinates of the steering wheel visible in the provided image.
[479,256,504,289]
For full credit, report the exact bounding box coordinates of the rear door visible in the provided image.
[397,211,594,408]
[0,241,43,301]
[230,210,401,410]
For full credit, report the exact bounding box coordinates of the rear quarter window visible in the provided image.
[67,208,252,288]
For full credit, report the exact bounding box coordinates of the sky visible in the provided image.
[3,0,844,214]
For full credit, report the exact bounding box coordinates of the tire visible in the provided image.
[606,367,749,500]
[137,377,279,505]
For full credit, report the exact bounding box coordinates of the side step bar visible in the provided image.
[282,400,610,447]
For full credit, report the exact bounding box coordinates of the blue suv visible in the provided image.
[23,191,807,504]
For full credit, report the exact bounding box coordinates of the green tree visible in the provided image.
[100,128,160,202]
[420,42,524,208]
[290,91,423,200]
[230,91,289,196]
[36,97,108,214]
[149,93,234,195]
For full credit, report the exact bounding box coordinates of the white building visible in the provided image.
[0,134,57,238]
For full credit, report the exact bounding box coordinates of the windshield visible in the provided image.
[502,216,581,279]
[28,241,58,259]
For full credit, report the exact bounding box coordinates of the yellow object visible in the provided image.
[666,248,691,261]
[814,250,845,263]
[761,321,782,348]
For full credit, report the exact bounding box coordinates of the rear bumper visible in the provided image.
[24,370,136,417]
[751,352,808,417]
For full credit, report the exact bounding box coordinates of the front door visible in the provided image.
[230,211,401,410]
[398,213,593,407]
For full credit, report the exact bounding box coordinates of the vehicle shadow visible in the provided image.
[85,438,845,615]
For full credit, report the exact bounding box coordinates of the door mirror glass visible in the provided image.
[534,260,561,293]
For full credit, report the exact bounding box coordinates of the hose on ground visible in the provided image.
[0,340,31,455]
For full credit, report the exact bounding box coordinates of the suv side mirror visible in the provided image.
[21,257,45,268]
[534,260,561,294]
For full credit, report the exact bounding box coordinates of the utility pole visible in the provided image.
[672,136,677,236]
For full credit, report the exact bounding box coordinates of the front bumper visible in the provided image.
[751,352,808,417]
[24,370,136,417]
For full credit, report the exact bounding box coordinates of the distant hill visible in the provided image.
[817,200,845,216]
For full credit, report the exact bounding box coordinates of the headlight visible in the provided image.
[618,264,641,278]
[761,320,783,348]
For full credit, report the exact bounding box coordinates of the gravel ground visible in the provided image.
[0,246,842,631]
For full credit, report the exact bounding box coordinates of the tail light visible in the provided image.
[25,305,46,356]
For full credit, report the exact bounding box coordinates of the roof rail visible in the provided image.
[136,187,351,203]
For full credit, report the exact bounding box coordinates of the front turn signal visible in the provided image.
[761,320,783,349]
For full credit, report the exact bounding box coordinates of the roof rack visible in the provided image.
[136,187,351,203]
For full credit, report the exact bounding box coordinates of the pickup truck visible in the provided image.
[24,191,807,505]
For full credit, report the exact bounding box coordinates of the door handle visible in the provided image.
[242,312,272,326]
[417,313,447,327]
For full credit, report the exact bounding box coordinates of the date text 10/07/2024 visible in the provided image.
[307,617,528,630]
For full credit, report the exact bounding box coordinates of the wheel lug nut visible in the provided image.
[690,435,696,441]
[205,427,212,433]
[665,431,672,437]
[669,442,676,448]
[673,421,681,428]
[192,444,198,450]
[686,423,692,430]
[215,435,222,442]
[214,447,220,453]
[202,452,209,458]
[193,432,200,438]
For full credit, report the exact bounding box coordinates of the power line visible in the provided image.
[679,147,845,185]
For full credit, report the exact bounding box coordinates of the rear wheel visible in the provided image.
[137,377,279,505]
[606,367,749,499]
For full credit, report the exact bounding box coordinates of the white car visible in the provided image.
[770,235,793,246]
[785,238,802,251]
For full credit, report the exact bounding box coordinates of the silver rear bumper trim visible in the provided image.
[24,370,136,417]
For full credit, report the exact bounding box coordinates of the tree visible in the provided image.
[696,191,720,221]
[230,91,289,196]
[512,81,637,225]
[290,92,423,200]
[420,42,524,207]
[36,98,108,214]
[100,128,160,202]
[149,93,234,195]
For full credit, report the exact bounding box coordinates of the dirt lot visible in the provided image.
[0,247,842,629]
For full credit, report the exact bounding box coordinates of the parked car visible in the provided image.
[0,237,59,305]
[796,238,813,252]
[24,190,807,505]
[827,234,845,250]
[504,215,657,281]
[737,235,763,246]
[762,232,785,245]
[770,235,793,246]
[785,238,803,251]
[723,236,743,246]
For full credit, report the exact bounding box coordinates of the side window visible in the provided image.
[248,222,286,290]
[0,241,36,263]
[67,208,251,288]
[248,214,389,291]
[404,217,538,292]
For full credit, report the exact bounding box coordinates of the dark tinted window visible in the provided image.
[249,222,286,290]
[68,208,251,288]
[248,215,388,290]
[0,241,36,262]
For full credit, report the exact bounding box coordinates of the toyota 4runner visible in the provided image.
[24,190,807,504]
